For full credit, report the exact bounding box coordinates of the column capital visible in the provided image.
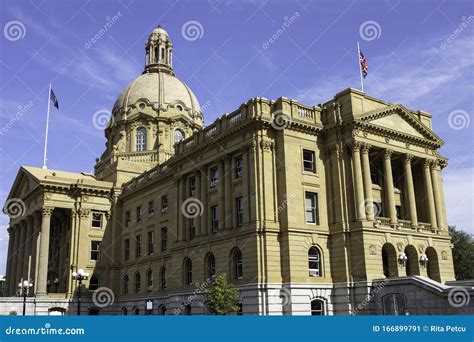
[351,141,362,152]
[361,143,371,154]
[384,149,393,159]
[403,154,414,164]
[41,206,54,217]
[423,159,434,169]
[435,158,448,169]
[78,208,90,219]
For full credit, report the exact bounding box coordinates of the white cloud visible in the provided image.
[444,167,474,233]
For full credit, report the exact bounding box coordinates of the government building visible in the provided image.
[2,27,472,316]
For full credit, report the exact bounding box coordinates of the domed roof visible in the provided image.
[112,72,201,115]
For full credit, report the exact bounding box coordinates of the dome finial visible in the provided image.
[144,26,173,74]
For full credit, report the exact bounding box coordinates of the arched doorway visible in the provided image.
[381,243,398,278]
[405,245,419,276]
[426,247,441,282]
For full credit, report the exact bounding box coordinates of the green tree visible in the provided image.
[449,225,474,280]
[205,273,242,315]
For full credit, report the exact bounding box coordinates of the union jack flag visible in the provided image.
[359,49,368,78]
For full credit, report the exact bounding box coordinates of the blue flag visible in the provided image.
[50,88,59,109]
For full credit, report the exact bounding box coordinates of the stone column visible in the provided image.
[6,228,15,295]
[23,216,34,282]
[431,160,446,230]
[352,142,366,221]
[423,160,438,230]
[242,147,250,224]
[195,171,202,236]
[361,144,374,220]
[16,221,26,281]
[200,167,208,236]
[403,155,418,228]
[224,156,232,229]
[36,206,53,296]
[218,160,225,230]
[32,212,41,293]
[383,149,397,225]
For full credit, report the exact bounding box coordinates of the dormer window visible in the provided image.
[174,129,184,144]
[136,127,147,151]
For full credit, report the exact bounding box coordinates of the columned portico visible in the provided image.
[36,206,53,296]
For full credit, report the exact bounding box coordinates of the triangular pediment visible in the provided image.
[6,167,40,204]
[357,105,443,145]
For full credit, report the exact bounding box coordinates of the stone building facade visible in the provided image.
[3,27,472,316]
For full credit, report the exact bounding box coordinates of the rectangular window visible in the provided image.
[148,231,154,255]
[91,212,103,228]
[91,241,101,261]
[148,200,155,217]
[211,205,219,233]
[136,206,142,223]
[305,192,319,224]
[189,218,196,240]
[161,227,168,252]
[161,195,168,213]
[189,176,196,197]
[124,239,130,260]
[136,235,141,257]
[210,167,218,188]
[395,205,402,219]
[125,211,131,226]
[235,156,243,178]
[303,149,316,173]
[236,197,244,227]
[370,166,380,185]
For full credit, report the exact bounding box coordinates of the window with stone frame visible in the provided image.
[91,240,101,261]
[91,212,103,229]
[303,149,316,173]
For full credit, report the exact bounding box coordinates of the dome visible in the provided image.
[112,72,201,115]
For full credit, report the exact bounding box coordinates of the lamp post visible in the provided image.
[398,252,408,267]
[18,280,32,316]
[420,254,429,268]
[72,268,89,316]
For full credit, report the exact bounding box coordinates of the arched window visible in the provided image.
[206,253,216,279]
[160,267,167,289]
[89,276,99,291]
[231,248,243,280]
[133,306,140,315]
[161,47,165,60]
[310,299,325,316]
[405,245,419,276]
[123,275,129,294]
[147,269,153,289]
[174,129,184,144]
[184,258,193,285]
[136,127,147,151]
[154,47,158,63]
[121,307,128,315]
[135,272,141,293]
[308,247,322,277]
[381,243,398,278]
[426,247,440,282]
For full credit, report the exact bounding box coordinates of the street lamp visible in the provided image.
[398,252,408,267]
[72,268,89,316]
[18,280,32,316]
[420,254,429,268]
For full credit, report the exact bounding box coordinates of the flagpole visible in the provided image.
[42,84,51,169]
[357,41,364,93]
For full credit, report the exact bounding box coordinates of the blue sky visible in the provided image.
[0,0,473,274]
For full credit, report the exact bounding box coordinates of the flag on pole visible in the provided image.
[359,49,368,78]
[50,88,59,109]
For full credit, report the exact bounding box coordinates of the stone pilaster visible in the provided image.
[218,160,225,230]
[242,147,250,224]
[199,167,208,236]
[224,156,232,229]
[431,160,446,230]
